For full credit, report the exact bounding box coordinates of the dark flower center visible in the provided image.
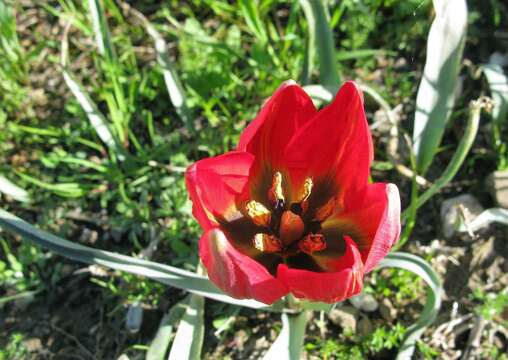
[245,172,335,258]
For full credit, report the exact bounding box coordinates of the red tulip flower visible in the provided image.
[186,81,401,304]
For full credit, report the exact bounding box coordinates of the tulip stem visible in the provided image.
[262,309,310,360]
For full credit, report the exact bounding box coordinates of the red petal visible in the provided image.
[185,151,254,230]
[237,81,316,168]
[363,184,401,272]
[284,81,373,195]
[324,183,400,272]
[277,236,364,303]
[200,228,289,304]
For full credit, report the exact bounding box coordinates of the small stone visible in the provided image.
[349,293,379,312]
[22,338,41,352]
[328,305,358,331]
[487,170,508,208]
[125,303,143,334]
[440,194,484,238]
[357,317,373,337]
[379,298,397,322]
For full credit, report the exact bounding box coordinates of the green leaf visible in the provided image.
[458,207,508,233]
[168,294,205,360]
[87,0,116,62]
[60,23,125,161]
[122,3,191,127]
[146,302,187,360]
[412,0,468,173]
[483,55,508,126]
[379,252,442,360]
[0,175,30,203]
[0,208,287,312]
[299,0,341,91]
[239,0,268,44]
[263,310,308,360]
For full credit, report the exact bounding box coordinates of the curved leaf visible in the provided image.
[412,0,468,173]
[0,208,287,312]
[379,252,442,359]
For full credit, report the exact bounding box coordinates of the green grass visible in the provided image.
[1,0,508,358]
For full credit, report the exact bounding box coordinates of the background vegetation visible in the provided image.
[1,0,507,359]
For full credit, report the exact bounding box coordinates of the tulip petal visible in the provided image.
[277,236,364,303]
[237,81,317,167]
[185,151,254,230]
[237,82,317,205]
[284,81,373,197]
[325,183,401,272]
[363,184,401,272]
[200,228,289,304]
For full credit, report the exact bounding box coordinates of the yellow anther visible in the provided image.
[269,172,285,204]
[253,233,282,253]
[299,178,313,202]
[246,200,271,227]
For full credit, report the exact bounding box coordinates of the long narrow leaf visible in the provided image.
[379,252,442,360]
[262,310,308,360]
[458,207,508,233]
[483,55,508,126]
[146,302,187,360]
[299,0,341,91]
[239,0,268,44]
[168,294,205,360]
[0,208,288,312]
[122,3,191,126]
[0,175,30,203]
[61,23,124,160]
[88,0,115,62]
[412,0,467,173]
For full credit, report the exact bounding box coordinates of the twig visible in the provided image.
[461,315,486,360]
[50,323,97,360]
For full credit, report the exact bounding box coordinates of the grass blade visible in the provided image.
[299,0,341,91]
[88,0,115,62]
[412,0,468,173]
[262,310,308,360]
[239,0,268,44]
[0,175,30,203]
[168,294,205,360]
[146,302,187,360]
[121,3,191,126]
[379,252,442,359]
[0,208,288,312]
[61,23,124,161]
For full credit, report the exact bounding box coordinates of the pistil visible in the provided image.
[279,210,305,246]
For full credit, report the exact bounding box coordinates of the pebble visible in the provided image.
[349,293,379,312]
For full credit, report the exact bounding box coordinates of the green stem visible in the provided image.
[263,310,309,360]
[402,97,488,222]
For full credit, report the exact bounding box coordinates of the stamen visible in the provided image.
[269,172,285,205]
[246,200,271,227]
[314,197,336,221]
[298,234,326,254]
[299,178,313,202]
[253,233,282,253]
